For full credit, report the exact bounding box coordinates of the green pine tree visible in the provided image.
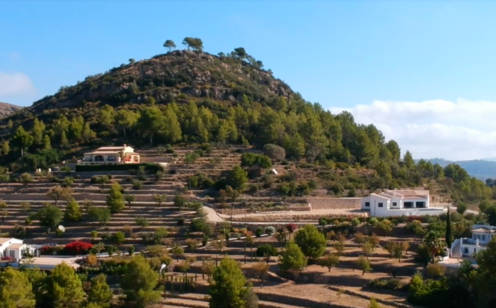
[209,257,251,308]
[43,135,51,150]
[46,263,85,308]
[60,131,69,149]
[87,274,112,308]
[106,181,125,213]
[279,241,307,272]
[121,255,161,308]
[0,267,36,308]
[64,198,82,221]
[294,224,327,259]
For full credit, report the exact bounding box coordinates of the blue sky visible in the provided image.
[2,0,496,160]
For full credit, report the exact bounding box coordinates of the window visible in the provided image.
[415,202,425,208]
[464,248,468,254]
[404,202,414,208]
[94,155,104,162]
[107,156,117,162]
[378,202,383,208]
[365,202,370,207]
[392,202,397,206]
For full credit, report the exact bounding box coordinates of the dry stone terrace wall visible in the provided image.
[307,197,362,209]
[0,193,170,202]
[255,292,362,308]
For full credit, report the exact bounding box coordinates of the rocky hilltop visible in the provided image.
[28,50,293,114]
[0,102,22,118]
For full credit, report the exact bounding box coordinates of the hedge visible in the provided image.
[75,163,162,173]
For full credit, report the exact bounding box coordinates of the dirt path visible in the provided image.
[203,206,366,224]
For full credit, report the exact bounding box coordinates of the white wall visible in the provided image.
[0,238,23,258]
[373,208,445,217]
[460,243,484,257]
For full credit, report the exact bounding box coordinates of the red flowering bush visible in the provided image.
[1,256,13,261]
[40,246,52,255]
[64,241,93,255]
[286,224,298,233]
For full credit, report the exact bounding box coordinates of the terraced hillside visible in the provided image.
[0,146,349,247]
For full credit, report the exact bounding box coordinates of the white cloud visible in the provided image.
[329,99,496,161]
[0,71,35,96]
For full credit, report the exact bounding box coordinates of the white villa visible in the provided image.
[361,189,446,217]
[0,238,39,261]
[79,144,140,165]
[450,225,496,258]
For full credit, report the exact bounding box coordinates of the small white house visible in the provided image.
[79,144,140,165]
[361,189,445,217]
[0,238,38,261]
[450,225,496,258]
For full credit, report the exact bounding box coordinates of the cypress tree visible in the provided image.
[445,209,452,248]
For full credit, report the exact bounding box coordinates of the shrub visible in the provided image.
[200,143,213,154]
[369,278,406,291]
[86,254,98,266]
[174,194,187,209]
[256,244,278,257]
[132,180,143,190]
[249,184,259,195]
[166,144,175,154]
[40,245,64,255]
[368,217,379,226]
[263,144,286,161]
[265,226,275,235]
[255,227,263,238]
[64,241,94,255]
[128,245,135,255]
[111,232,126,245]
[185,238,199,250]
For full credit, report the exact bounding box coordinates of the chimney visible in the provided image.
[123,144,127,149]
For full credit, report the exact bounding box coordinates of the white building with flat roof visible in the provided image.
[450,225,496,258]
[0,238,38,261]
[361,189,446,217]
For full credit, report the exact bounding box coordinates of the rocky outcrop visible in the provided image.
[28,50,294,114]
[0,102,22,118]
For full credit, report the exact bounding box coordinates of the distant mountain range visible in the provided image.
[421,158,496,181]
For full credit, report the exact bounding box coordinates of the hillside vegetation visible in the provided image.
[0,38,493,204]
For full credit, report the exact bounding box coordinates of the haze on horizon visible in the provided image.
[1,0,496,161]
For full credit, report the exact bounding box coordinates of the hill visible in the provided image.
[0,102,22,118]
[0,39,493,205]
[422,158,496,181]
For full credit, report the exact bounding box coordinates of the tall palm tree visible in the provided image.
[423,231,445,263]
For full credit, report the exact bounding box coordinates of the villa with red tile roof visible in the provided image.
[78,144,140,165]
